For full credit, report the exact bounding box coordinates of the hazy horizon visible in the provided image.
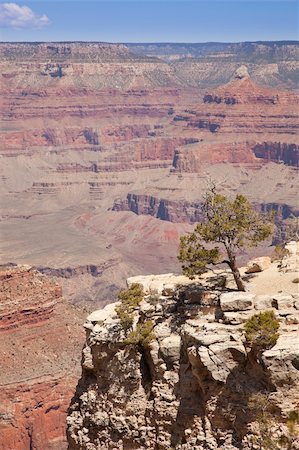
[1,39,298,44]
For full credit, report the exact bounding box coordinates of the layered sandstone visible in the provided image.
[113,193,298,225]
[0,43,298,307]
[0,265,85,450]
[172,68,299,172]
[67,249,299,449]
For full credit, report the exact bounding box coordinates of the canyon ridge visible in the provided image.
[1,41,298,308]
[0,41,298,450]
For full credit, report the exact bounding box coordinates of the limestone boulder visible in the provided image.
[86,302,118,325]
[127,273,193,295]
[222,310,254,325]
[272,293,295,310]
[285,241,299,255]
[220,292,255,312]
[253,294,273,310]
[262,332,299,412]
[159,335,181,365]
[183,285,220,306]
[280,241,299,273]
[245,256,271,273]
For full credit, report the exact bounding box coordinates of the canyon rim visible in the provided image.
[0,1,298,449]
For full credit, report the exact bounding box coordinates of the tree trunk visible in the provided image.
[226,251,246,291]
[231,266,246,291]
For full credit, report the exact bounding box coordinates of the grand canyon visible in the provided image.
[0,40,298,449]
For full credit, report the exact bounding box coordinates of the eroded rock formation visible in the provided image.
[0,265,85,450]
[67,250,299,449]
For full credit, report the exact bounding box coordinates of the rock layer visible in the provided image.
[0,265,85,450]
[0,43,298,307]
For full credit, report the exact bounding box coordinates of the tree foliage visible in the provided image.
[178,190,273,291]
[115,283,144,333]
[115,283,155,348]
[244,310,279,350]
[125,320,155,348]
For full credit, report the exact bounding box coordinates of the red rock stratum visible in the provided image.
[0,42,298,307]
[0,265,85,450]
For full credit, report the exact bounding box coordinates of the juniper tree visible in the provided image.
[178,190,273,291]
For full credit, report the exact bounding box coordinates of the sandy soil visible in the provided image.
[244,262,299,296]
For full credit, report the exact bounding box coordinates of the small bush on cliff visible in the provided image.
[125,321,155,348]
[244,311,279,350]
[178,188,273,291]
[115,283,144,333]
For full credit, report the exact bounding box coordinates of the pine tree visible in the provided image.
[178,189,273,291]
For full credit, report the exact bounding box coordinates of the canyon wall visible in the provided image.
[0,41,298,450]
[0,265,85,450]
[0,42,298,308]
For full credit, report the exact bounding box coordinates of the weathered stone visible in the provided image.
[220,292,255,312]
[127,273,194,295]
[184,286,219,306]
[86,302,118,324]
[254,294,273,310]
[162,284,176,296]
[159,335,181,365]
[67,264,299,450]
[245,256,271,273]
[222,310,253,325]
[272,293,294,309]
[82,345,94,371]
[280,241,299,273]
[0,265,85,450]
[285,241,299,255]
[154,322,172,340]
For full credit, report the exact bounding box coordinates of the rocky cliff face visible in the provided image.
[113,194,298,227]
[67,248,299,449]
[0,265,85,450]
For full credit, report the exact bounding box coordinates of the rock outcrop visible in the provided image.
[67,254,299,449]
[0,265,85,450]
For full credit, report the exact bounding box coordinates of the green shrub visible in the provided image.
[115,283,144,333]
[244,311,279,350]
[115,306,135,333]
[125,321,155,348]
[117,283,144,307]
